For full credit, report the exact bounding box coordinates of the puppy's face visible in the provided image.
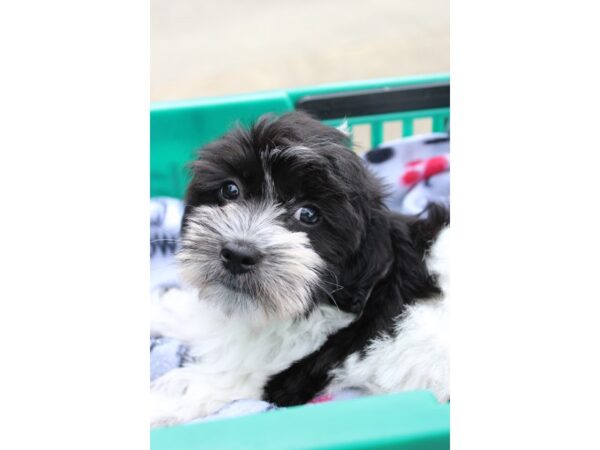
[178,112,387,322]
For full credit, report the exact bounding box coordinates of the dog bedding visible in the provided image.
[150,131,450,423]
[362,132,450,216]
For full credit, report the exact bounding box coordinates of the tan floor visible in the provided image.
[151,0,448,102]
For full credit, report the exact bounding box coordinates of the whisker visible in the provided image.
[315,284,342,312]
[319,267,344,291]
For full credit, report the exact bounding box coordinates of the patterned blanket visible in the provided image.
[150,132,450,423]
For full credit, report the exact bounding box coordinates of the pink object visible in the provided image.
[405,158,423,167]
[309,394,334,404]
[401,169,422,185]
[400,155,449,187]
[423,156,449,179]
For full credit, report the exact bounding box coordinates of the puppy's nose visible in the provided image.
[220,242,263,275]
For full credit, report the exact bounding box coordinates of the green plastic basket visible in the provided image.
[150,73,450,450]
[151,73,449,199]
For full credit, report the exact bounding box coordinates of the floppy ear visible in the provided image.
[331,208,394,315]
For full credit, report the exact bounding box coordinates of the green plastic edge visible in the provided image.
[149,75,451,448]
[151,73,449,111]
[150,73,450,199]
[151,391,450,450]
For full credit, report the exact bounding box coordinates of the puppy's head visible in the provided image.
[178,112,392,322]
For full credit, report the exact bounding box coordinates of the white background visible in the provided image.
[1,1,599,449]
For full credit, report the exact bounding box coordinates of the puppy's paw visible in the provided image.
[150,394,183,429]
[150,392,201,429]
[263,357,328,407]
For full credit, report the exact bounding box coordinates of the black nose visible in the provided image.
[220,242,263,275]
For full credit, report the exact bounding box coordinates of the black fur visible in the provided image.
[184,111,449,407]
[263,207,448,406]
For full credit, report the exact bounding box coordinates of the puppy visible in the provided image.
[150,112,449,427]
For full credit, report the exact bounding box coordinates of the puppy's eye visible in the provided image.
[294,205,320,225]
[220,182,240,200]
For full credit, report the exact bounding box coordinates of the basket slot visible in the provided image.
[351,124,372,152]
[414,118,433,135]
[383,120,403,141]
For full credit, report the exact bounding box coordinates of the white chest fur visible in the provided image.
[150,288,354,426]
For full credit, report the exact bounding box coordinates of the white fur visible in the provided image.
[150,287,354,427]
[336,120,350,136]
[151,227,450,427]
[327,227,450,401]
[178,202,324,322]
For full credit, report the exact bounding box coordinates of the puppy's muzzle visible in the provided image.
[220,241,263,275]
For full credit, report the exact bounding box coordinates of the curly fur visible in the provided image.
[150,112,450,426]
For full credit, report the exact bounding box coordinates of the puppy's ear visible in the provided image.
[331,209,394,315]
[407,203,450,255]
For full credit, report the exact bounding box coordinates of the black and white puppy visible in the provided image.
[150,112,449,427]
